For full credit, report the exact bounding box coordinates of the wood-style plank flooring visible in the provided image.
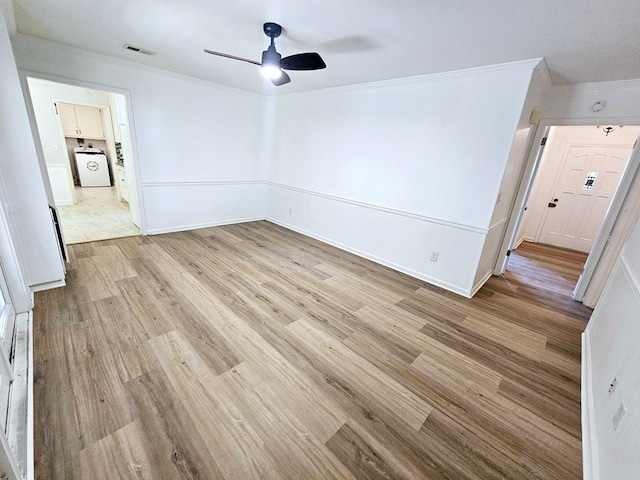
[33,222,592,479]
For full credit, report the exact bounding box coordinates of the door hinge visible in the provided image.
[54,102,58,115]
[506,250,512,257]
[540,137,547,146]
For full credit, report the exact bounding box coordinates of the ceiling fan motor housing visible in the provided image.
[263,22,282,38]
[262,45,281,65]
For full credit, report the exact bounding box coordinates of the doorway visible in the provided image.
[25,77,141,246]
[502,124,640,305]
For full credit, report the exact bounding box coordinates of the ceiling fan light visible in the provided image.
[261,64,282,79]
[261,46,282,79]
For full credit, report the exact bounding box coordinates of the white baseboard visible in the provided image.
[470,269,493,297]
[266,217,472,298]
[145,215,265,236]
[582,329,599,480]
[29,279,65,293]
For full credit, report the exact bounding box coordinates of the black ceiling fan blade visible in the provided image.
[271,71,291,86]
[204,49,261,66]
[280,52,326,71]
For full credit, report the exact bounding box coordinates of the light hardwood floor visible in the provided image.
[33,223,592,479]
[57,186,140,244]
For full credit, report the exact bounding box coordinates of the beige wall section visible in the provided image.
[518,125,640,245]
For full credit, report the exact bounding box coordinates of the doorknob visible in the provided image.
[548,198,559,208]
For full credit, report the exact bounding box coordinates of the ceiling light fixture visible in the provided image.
[597,125,623,136]
[591,101,607,113]
[260,45,282,79]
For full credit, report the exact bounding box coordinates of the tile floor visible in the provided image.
[57,186,140,244]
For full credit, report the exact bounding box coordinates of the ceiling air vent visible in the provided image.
[122,44,157,56]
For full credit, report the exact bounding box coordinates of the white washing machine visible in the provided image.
[74,148,111,187]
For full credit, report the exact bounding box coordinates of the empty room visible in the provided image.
[0,1,639,479]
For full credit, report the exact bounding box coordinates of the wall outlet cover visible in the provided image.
[613,402,626,430]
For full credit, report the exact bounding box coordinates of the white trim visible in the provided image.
[576,135,640,304]
[488,217,508,233]
[494,121,549,276]
[531,59,553,92]
[470,269,494,298]
[266,217,472,297]
[14,35,262,99]
[142,180,264,188]
[29,279,65,293]
[268,182,489,235]
[619,254,640,296]
[552,78,640,93]
[145,215,265,236]
[274,58,544,100]
[27,311,33,480]
[582,329,599,480]
[0,190,31,313]
[45,163,74,206]
[0,420,20,479]
[7,311,30,477]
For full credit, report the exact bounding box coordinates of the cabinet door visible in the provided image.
[116,165,128,202]
[57,102,79,136]
[74,105,104,139]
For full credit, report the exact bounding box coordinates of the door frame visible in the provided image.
[494,117,640,307]
[17,70,146,237]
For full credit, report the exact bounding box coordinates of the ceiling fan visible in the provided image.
[204,22,326,86]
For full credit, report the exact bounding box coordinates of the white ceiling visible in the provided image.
[8,0,640,95]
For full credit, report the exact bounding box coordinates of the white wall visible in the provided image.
[583,211,640,480]
[12,34,266,234]
[543,80,640,121]
[540,79,640,480]
[0,15,64,292]
[476,62,551,286]
[267,61,538,296]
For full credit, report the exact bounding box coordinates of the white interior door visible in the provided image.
[539,145,632,252]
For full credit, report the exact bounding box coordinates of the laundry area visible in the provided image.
[27,78,141,244]
[57,100,115,191]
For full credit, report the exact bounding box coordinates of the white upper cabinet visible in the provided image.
[57,102,105,139]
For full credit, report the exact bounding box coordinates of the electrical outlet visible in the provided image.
[613,402,626,430]
[608,377,618,396]
[430,251,439,262]
[289,208,293,215]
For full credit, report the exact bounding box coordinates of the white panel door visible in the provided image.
[539,146,631,252]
